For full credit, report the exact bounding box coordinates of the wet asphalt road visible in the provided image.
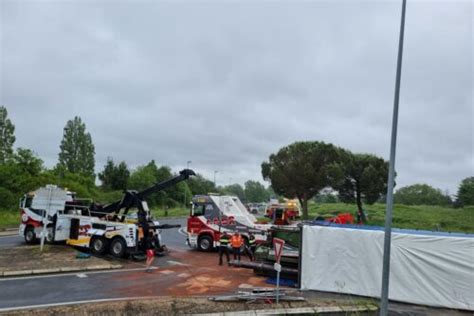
[0,218,189,310]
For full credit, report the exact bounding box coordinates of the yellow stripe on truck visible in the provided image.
[66,237,91,246]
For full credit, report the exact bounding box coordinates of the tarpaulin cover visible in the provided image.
[300,225,474,310]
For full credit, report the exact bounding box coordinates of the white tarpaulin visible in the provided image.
[300,225,474,311]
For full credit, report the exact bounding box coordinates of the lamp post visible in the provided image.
[380,0,407,315]
[186,160,192,169]
[214,170,219,188]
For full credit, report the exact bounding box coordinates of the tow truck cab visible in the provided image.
[187,194,268,251]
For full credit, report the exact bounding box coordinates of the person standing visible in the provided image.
[247,233,257,261]
[145,231,156,273]
[218,231,231,266]
[231,231,243,262]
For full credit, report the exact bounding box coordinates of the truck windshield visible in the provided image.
[192,204,205,216]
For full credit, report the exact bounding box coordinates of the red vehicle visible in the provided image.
[187,195,268,251]
[265,199,301,224]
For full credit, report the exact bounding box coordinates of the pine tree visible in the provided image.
[58,116,95,177]
[0,106,16,163]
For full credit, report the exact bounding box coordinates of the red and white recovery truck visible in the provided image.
[186,194,269,251]
[19,169,195,258]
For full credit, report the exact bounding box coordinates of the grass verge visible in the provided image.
[308,202,474,233]
[151,207,188,219]
[0,210,19,229]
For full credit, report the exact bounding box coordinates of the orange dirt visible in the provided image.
[111,248,270,297]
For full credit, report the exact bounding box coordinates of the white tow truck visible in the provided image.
[19,169,195,258]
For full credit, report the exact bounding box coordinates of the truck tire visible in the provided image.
[110,237,127,258]
[90,237,108,255]
[24,226,37,244]
[198,235,213,252]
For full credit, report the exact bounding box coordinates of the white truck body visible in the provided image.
[19,185,162,256]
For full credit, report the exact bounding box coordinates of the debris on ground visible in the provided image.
[0,296,379,316]
[208,287,305,303]
[75,252,91,259]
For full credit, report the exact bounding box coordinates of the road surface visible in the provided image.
[0,218,192,310]
[1,218,469,315]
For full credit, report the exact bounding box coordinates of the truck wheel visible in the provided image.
[24,226,37,244]
[198,235,213,252]
[110,237,127,258]
[90,237,108,255]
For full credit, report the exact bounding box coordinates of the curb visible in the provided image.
[190,305,379,315]
[0,264,122,277]
[0,228,17,237]
[0,228,17,232]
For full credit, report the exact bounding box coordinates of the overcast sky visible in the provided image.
[1,0,472,194]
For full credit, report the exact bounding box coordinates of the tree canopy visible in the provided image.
[0,106,16,163]
[333,153,389,222]
[394,184,452,206]
[219,183,245,201]
[187,174,216,196]
[98,158,130,191]
[244,180,270,203]
[456,177,474,206]
[262,141,345,219]
[58,116,95,177]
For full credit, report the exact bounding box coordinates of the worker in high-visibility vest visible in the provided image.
[247,233,257,261]
[230,231,243,262]
[218,231,231,266]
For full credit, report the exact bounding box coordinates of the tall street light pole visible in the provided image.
[214,170,218,188]
[187,160,192,169]
[380,0,407,315]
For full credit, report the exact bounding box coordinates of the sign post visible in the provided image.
[273,237,285,304]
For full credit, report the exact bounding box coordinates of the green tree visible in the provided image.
[261,141,345,219]
[128,161,191,208]
[58,116,95,177]
[314,188,340,203]
[394,184,452,206]
[13,148,43,176]
[0,149,54,209]
[98,158,130,191]
[128,161,162,207]
[187,174,216,195]
[220,183,246,201]
[333,153,389,222]
[456,177,474,206]
[0,106,16,163]
[244,180,269,203]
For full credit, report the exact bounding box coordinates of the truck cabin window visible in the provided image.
[192,204,206,216]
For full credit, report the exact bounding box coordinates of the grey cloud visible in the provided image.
[1,0,472,194]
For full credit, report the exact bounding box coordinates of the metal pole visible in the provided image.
[40,186,53,252]
[276,269,280,304]
[380,0,406,315]
[214,170,218,187]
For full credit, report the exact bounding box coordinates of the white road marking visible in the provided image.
[177,227,188,236]
[76,273,88,278]
[166,260,187,266]
[0,267,154,282]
